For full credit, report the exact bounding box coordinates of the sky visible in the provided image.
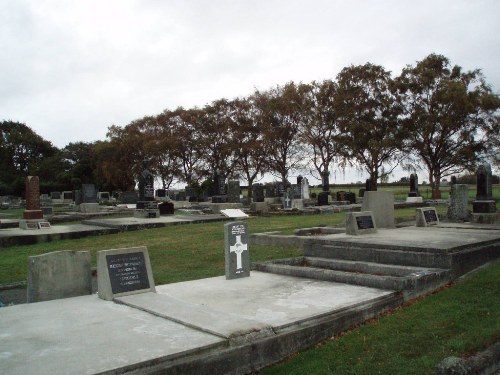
[1,0,499,184]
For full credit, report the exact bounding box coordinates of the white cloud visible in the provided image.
[1,0,499,182]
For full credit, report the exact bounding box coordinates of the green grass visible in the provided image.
[261,261,500,375]
[1,207,499,374]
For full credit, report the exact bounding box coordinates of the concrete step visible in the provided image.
[305,244,452,269]
[253,257,451,298]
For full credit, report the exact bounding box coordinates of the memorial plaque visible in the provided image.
[423,209,438,223]
[346,211,377,235]
[356,215,374,230]
[416,207,440,227]
[107,252,150,294]
[38,221,51,229]
[224,221,250,279]
[97,246,156,300]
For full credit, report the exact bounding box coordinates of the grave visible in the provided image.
[27,250,92,303]
[50,191,61,200]
[416,207,440,227]
[406,173,423,203]
[97,191,110,203]
[282,189,293,209]
[346,211,377,235]
[155,189,167,201]
[301,177,310,199]
[252,183,265,202]
[447,184,469,221]
[80,184,99,213]
[291,199,304,210]
[158,201,174,215]
[120,191,138,204]
[97,246,156,301]
[227,180,241,203]
[62,191,73,202]
[317,191,330,206]
[361,191,395,229]
[19,176,50,230]
[472,163,496,214]
[135,159,159,218]
[224,221,250,279]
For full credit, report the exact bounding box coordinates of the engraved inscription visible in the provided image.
[356,215,374,230]
[423,209,438,223]
[107,252,150,294]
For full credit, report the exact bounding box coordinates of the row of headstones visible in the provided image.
[27,220,251,303]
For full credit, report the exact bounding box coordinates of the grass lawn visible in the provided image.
[261,261,500,375]
[0,206,498,374]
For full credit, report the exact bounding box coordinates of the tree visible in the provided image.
[61,142,97,188]
[231,97,268,197]
[395,53,500,197]
[335,64,405,190]
[169,107,206,186]
[197,99,239,179]
[0,121,60,195]
[254,82,309,184]
[301,79,346,182]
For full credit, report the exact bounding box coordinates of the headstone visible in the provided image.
[62,191,73,201]
[155,189,167,199]
[282,189,292,209]
[472,163,496,214]
[291,199,304,210]
[359,188,366,198]
[138,159,155,201]
[158,201,174,215]
[23,176,43,220]
[317,191,329,206]
[416,207,440,227]
[97,246,156,301]
[447,184,469,221]
[50,191,61,200]
[81,184,97,203]
[346,211,377,235]
[408,174,420,197]
[97,192,110,203]
[227,180,240,203]
[361,191,395,228]
[296,175,303,185]
[27,250,92,303]
[301,177,310,199]
[74,190,82,205]
[252,183,264,202]
[450,176,457,185]
[336,191,346,202]
[224,221,250,279]
[344,192,356,204]
[276,182,286,196]
[41,206,53,216]
[136,160,158,217]
[251,202,269,213]
[185,186,196,200]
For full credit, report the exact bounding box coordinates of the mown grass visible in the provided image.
[1,206,499,374]
[261,261,500,375]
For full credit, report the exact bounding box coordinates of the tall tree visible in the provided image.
[170,107,205,186]
[336,64,405,190]
[0,121,60,195]
[197,99,238,179]
[301,79,346,181]
[231,97,268,196]
[395,53,500,197]
[254,82,309,184]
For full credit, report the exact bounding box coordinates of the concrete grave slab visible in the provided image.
[0,295,224,375]
[362,191,395,228]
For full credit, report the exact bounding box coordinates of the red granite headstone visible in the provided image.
[23,176,43,220]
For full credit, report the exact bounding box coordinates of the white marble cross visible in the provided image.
[229,235,248,270]
[284,195,291,208]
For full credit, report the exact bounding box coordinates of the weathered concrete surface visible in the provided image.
[0,295,225,375]
[155,272,393,329]
[0,223,119,247]
[0,272,398,375]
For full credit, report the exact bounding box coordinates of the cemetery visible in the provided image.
[0,167,499,374]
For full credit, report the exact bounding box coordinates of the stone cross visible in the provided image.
[224,221,250,279]
[229,235,247,270]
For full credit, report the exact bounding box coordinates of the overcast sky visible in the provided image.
[1,0,499,182]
